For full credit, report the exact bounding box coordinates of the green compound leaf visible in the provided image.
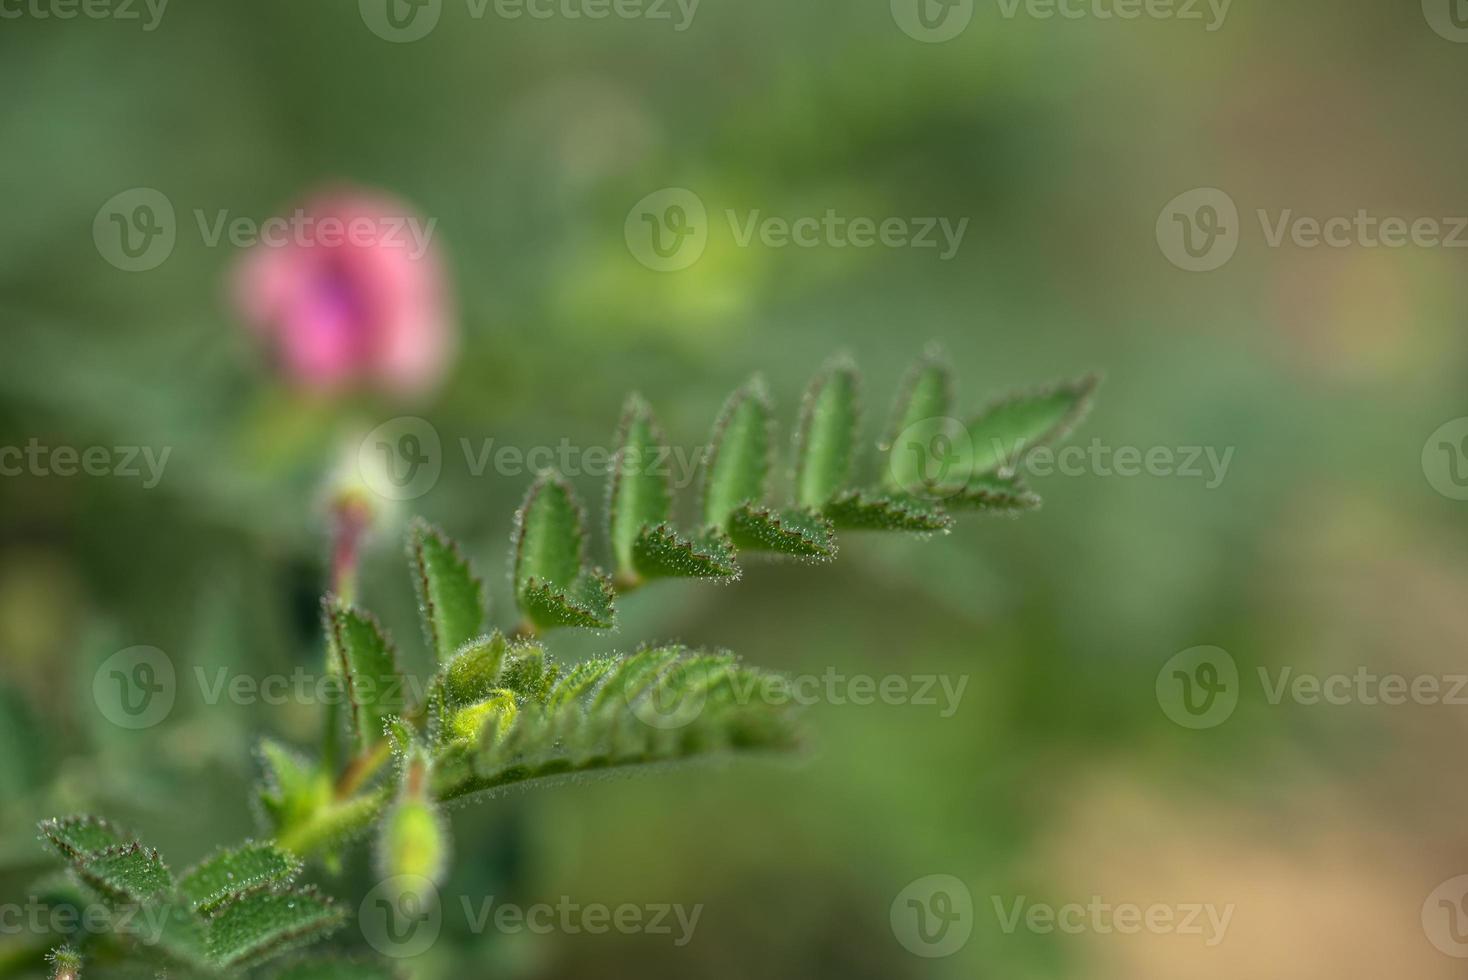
[432,646,800,803]
[824,491,954,533]
[324,601,407,752]
[513,474,616,631]
[272,789,391,862]
[608,394,673,576]
[499,644,559,703]
[443,633,509,706]
[271,956,406,980]
[149,904,213,970]
[75,843,171,903]
[409,520,486,664]
[701,378,773,528]
[544,657,619,712]
[178,842,301,914]
[513,474,586,592]
[727,503,837,561]
[520,571,615,631]
[255,740,323,836]
[945,473,1043,513]
[883,348,953,492]
[38,815,129,861]
[256,738,391,861]
[793,357,860,509]
[965,374,1099,476]
[632,523,739,581]
[205,887,345,970]
[446,690,518,744]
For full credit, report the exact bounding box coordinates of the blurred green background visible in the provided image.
[3,0,1468,976]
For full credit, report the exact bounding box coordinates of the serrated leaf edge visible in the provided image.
[825,490,954,532]
[729,503,838,561]
[408,517,487,663]
[633,522,741,581]
[322,598,403,747]
[37,814,130,861]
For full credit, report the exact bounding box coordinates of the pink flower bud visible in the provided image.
[233,187,454,397]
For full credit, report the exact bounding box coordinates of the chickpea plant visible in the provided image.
[35,350,1096,978]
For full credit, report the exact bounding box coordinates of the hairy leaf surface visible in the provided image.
[632,523,739,580]
[883,349,953,492]
[409,520,485,663]
[794,357,859,509]
[179,843,300,913]
[513,475,615,631]
[727,504,836,560]
[702,380,773,528]
[824,491,953,532]
[608,395,673,574]
[324,602,406,751]
[206,888,345,969]
[965,375,1098,476]
[432,646,798,802]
